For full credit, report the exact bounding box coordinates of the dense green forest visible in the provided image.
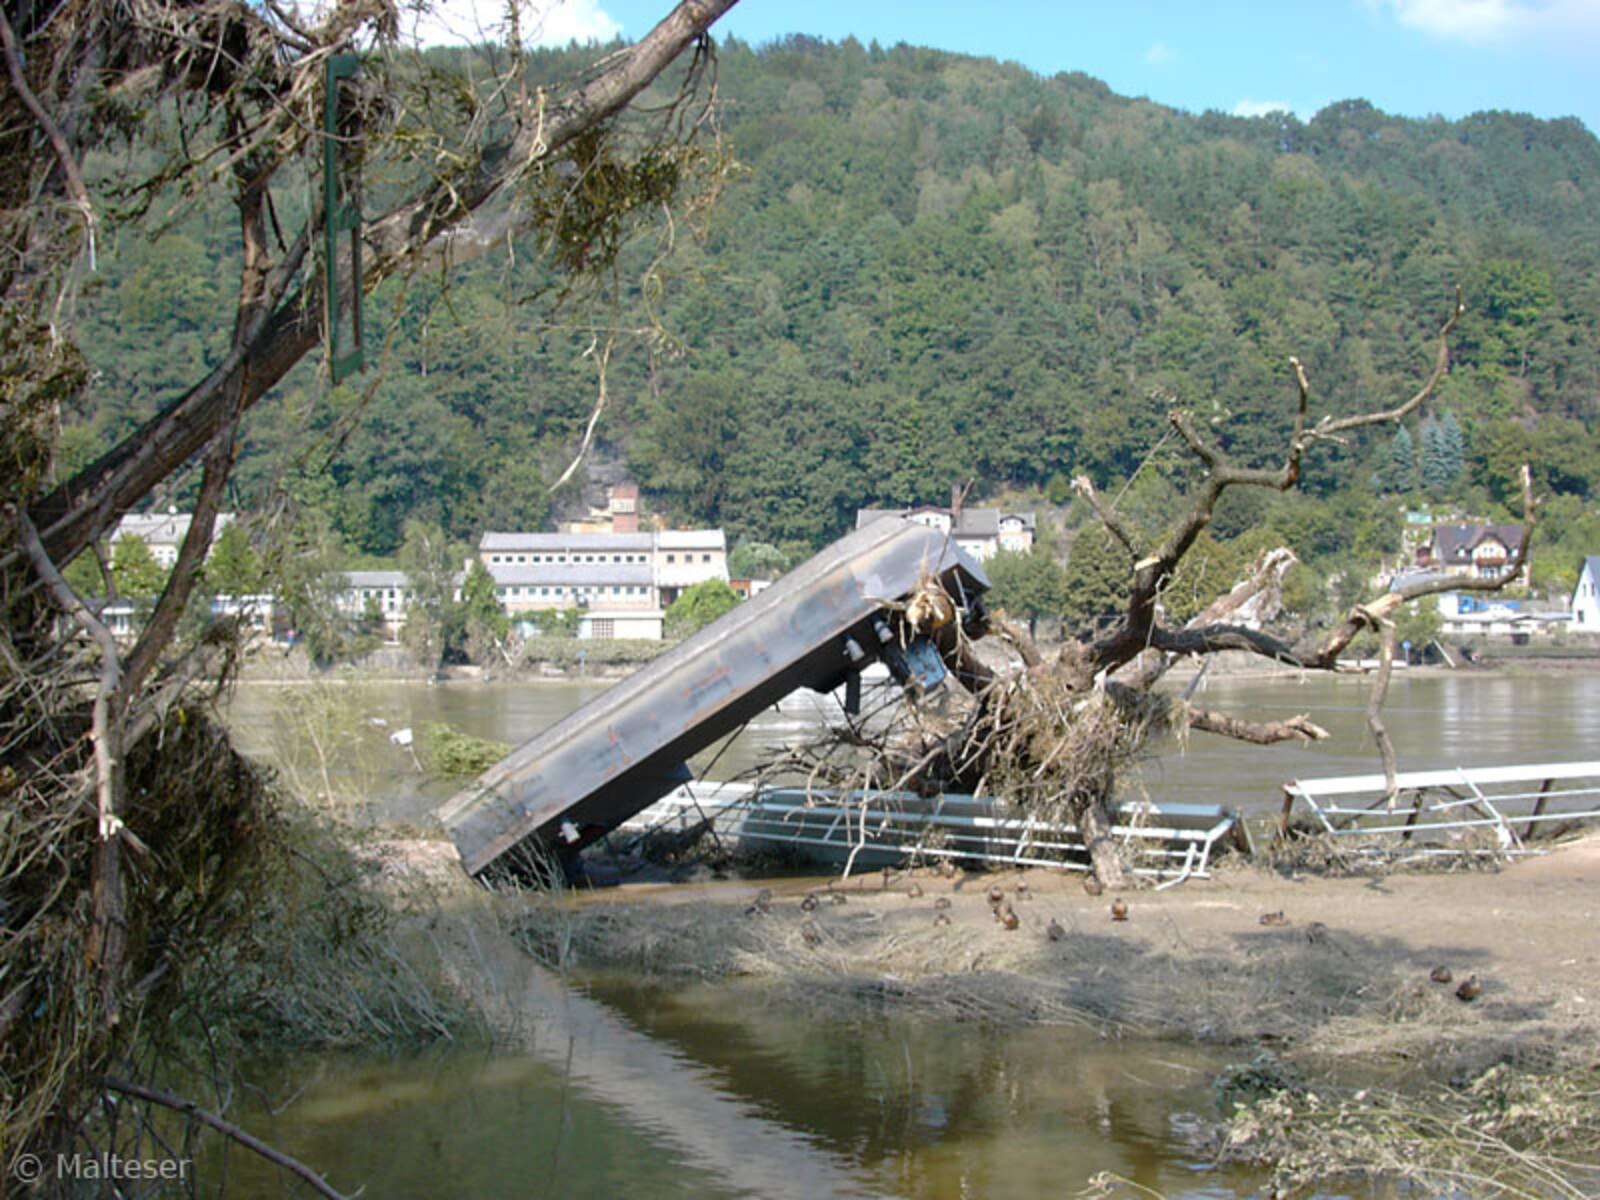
[65,34,1600,600]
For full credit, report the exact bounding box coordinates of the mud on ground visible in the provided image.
[503,836,1600,1080]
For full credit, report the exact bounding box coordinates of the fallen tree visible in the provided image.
[1,0,738,1184]
[777,294,1534,889]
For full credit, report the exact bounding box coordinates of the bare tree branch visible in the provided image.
[1071,475,1139,556]
[22,0,740,569]
[11,505,128,1024]
[103,1077,354,1200]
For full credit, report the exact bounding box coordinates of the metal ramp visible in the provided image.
[438,518,989,877]
[1281,760,1600,859]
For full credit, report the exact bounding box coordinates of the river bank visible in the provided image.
[505,839,1600,1064]
[234,635,1600,688]
[343,825,1600,1196]
[219,668,1600,1200]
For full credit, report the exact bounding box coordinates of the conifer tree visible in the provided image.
[1376,425,1418,494]
[1439,411,1465,486]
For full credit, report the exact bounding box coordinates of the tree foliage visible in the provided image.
[984,548,1065,627]
[40,38,1600,565]
[204,522,264,597]
[664,577,741,638]
[110,535,166,600]
[1060,528,1128,637]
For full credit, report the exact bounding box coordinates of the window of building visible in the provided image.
[702,553,711,562]
[666,554,676,563]
[591,618,615,640]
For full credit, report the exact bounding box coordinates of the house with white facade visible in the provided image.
[1431,590,1569,643]
[655,529,728,606]
[1572,556,1600,631]
[855,488,1035,562]
[112,510,235,569]
[337,570,413,641]
[1417,523,1528,585]
[484,562,663,639]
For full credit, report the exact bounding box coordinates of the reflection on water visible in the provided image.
[215,975,1260,1199]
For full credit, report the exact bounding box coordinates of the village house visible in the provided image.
[112,510,235,569]
[337,570,413,641]
[1572,556,1600,631]
[1416,522,1528,586]
[855,486,1035,562]
[334,521,731,645]
[479,561,662,639]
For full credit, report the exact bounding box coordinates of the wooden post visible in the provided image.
[1524,778,1554,842]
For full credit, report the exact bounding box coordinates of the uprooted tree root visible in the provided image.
[0,703,469,1187]
[746,623,1177,887]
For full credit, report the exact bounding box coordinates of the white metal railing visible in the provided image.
[618,783,1237,882]
[1281,760,1600,859]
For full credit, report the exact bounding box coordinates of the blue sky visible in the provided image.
[490,0,1600,136]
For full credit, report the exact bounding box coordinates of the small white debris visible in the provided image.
[389,727,414,747]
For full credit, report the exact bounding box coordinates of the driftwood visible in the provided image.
[811,293,1534,887]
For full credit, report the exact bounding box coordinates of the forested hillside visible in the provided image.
[66,35,1600,587]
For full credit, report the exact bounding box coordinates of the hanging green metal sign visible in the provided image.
[323,54,364,383]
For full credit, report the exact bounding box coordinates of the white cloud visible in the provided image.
[1366,0,1600,46]
[1144,41,1178,65]
[406,0,622,49]
[1232,99,1295,118]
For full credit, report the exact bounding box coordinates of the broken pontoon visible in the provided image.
[438,518,989,876]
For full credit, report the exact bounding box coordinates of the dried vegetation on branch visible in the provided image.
[2,0,737,1185]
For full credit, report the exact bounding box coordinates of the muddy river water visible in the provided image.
[218,668,1600,1198]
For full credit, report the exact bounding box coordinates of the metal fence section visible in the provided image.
[1281,760,1600,859]
[619,783,1239,884]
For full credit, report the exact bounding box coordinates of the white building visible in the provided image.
[112,511,235,569]
[485,562,664,640]
[655,529,729,605]
[1417,522,1528,586]
[1572,556,1600,630]
[855,495,1035,563]
[1434,590,1568,642]
[477,528,728,613]
[338,570,412,640]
